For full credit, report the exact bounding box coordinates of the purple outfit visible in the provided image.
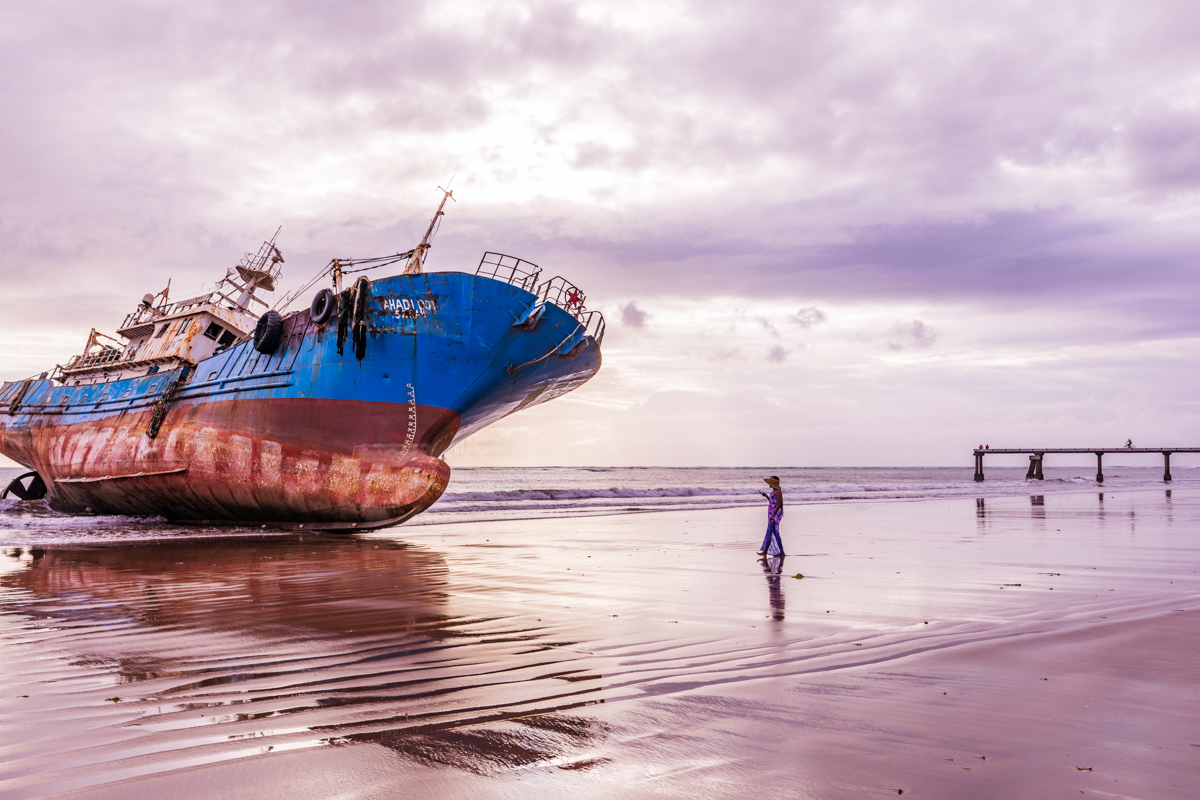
[760,490,785,556]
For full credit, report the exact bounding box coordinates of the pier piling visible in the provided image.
[972,446,1198,482]
[1025,453,1044,480]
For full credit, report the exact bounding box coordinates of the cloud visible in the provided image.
[791,306,827,328]
[620,301,649,328]
[888,320,937,351]
[766,345,788,363]
[1128,105,1200,192]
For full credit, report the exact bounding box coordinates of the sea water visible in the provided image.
[0,464,1193,542]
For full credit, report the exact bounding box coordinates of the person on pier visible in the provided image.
[757,476,785,557]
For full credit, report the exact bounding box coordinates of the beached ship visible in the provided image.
[0,191,604,529]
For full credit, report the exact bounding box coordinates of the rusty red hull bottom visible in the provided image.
[0,397,460,530]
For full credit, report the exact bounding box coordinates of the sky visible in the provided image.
[3,0,1200,468]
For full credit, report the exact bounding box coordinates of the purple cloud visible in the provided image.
[888,320,937,351]
[791,307,827,328]
[620,301,649,328]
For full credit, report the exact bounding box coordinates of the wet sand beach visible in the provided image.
[2,488,1198,798]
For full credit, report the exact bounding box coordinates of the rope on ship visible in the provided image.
[506,320,587,376]
[1,379,32,415]
[273,250,414,315]
[145,374,185,439]
[336,276,371,360]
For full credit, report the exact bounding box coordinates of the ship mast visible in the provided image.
[234,226,284,309]
[404,187,454,275]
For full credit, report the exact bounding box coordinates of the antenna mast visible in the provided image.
[404,186,455,275]
[231,227,284,309]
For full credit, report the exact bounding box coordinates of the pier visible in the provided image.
[972,447,1200,483]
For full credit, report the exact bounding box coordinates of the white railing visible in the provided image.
[476,252,542,292]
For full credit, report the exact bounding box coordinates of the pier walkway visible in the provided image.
[972,447,1200,483]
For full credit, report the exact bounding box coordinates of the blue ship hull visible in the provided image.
[0,271,602,529]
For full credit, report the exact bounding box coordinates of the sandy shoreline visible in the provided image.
[1,488,1197,798]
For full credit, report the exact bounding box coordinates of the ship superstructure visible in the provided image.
[0,194,604,528]
[60,235,284,388]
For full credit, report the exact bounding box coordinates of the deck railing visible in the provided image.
[476,252,542,292]
[62,348,123,373]
[581,310,606,347]
[535,276,587,316]
[478,254,606,348]
[119,292,224,333]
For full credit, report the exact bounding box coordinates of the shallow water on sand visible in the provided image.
[1,488,1199,798]
[2,464,1197,537]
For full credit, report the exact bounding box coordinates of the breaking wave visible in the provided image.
[1,464,1194,535]
[409,465,1199,525]
[439,486,757,503]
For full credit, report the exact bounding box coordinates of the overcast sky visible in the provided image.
[3,0,1200,467]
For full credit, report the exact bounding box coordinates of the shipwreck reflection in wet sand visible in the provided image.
[0,538,606,793]
[7,538,451,640]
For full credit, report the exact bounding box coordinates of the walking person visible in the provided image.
[757,475,785,557]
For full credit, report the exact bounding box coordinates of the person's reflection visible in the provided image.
[761,554,785,620]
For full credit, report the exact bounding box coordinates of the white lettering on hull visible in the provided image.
[382,297,438,317]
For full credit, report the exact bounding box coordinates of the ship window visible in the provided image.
[155,322,171,339]
[175,318,193,336]
[204,322,223,340]
[208,372,217,381]
[146,366,159,375]
[217,330,236,348]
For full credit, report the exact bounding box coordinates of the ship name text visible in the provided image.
[382,297,438,318]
